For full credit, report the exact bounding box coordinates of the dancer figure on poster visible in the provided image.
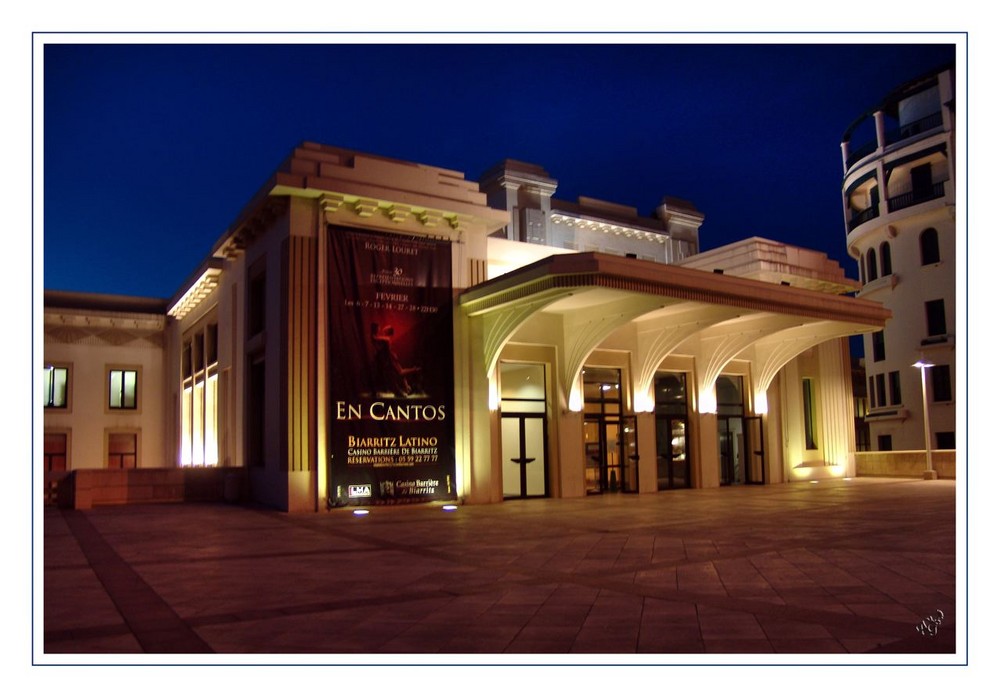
[371,323,421,397]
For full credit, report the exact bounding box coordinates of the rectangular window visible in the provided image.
[888,370,902,405]
[44,432,68,472]
[872,331,885,362]
[802,378,817,450]
[43,366,69,408]
[180,323,220,467]
[109,369,138,409]
[248,264,266,337]
[877,434,893,451]
[931,364,952,402]
[107,432,137,469]
[925,299,947,337]
[875,373,887,408]
[936,432,956,449]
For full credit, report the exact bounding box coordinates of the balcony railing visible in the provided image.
[847,205,879,232]
[845,112,944,170]
[845,139,877,169]
[885,111,944,146]
[887,181,946,213]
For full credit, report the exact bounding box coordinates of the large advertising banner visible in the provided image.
[327,227,456,506]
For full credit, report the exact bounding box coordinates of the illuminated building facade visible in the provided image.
[841,63,957,455]
[44,143,890,511]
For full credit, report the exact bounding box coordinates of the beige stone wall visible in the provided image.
[44,329,168,471]
[855,449,956,478]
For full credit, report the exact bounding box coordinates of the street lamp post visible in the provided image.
[912,359,938,480]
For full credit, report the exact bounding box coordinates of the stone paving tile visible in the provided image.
[696,606,768,640]
[757,617,835,640]
[45,633,144,654]
[531,604,593,627]
[631,567,677,589]
[769,639,847,653]
[676,561,726,593]
[703,639,775,653]
[570,627,640,653]
[507,624,581,653]
[40,478,959,658]
[44,567,128,635]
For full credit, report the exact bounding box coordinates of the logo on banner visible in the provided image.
[348,484,372,498]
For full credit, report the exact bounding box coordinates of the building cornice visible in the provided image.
[461,252,890,327]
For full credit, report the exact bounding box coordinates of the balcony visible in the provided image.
[844,111,945,171]
[847,205,879,232]
[885,111,944,146]
[845,139,877,170]
[887,181,946,213]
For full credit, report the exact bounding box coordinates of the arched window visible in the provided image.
[920,228,941,265]
[866,248,878,282]
[880,241,892,276]
[859,259,866,285]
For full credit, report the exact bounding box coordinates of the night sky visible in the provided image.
[42,40,956,299]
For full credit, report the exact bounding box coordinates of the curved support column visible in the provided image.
[694,315,804,412]
[559,295,662,410]
[480,289,574,377]
[631,305,738,412]
[750,320,874,416]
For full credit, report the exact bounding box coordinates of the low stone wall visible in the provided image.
[855,450,957,479]
[56,467,246,509]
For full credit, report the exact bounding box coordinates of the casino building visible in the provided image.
[43,143,890,511]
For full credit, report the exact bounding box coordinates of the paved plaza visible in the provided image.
[41,477,958,658]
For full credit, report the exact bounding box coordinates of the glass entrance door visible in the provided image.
[499,362,548,499]
[718,416,745,485]
[582,366,638,494]
[719,415,766,486]
[744,415,765,485]
[583,417,638,494]
[656,417,689,489]
[501,414,548,498]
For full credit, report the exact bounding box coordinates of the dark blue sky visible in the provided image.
[42,41,956,299]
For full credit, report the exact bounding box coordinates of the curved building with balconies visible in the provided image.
[841,62,956,456]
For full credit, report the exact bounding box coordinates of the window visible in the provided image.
[43,365,69,408]
[107,432,137,469]
[655,372,688,416]
[888,370,902,405]
[247,357,265,468]
[936,432,956,449]
[931,364,952,402]
[925,299,947,337]
[920,228,940,265]
[911,163,933,199]
[583,367,623,416]
[866,248,878,282]
[109,369,138,409]
[880,241,892,276]
[499,362,546,413]
[181,323,220,466]
[247,261,266,337]
[877,434,893,451]
[872,331,885,362]
[875,373,887,408]
[802,378,817,450]
[44,432,68,472]
[715,375,745,417]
